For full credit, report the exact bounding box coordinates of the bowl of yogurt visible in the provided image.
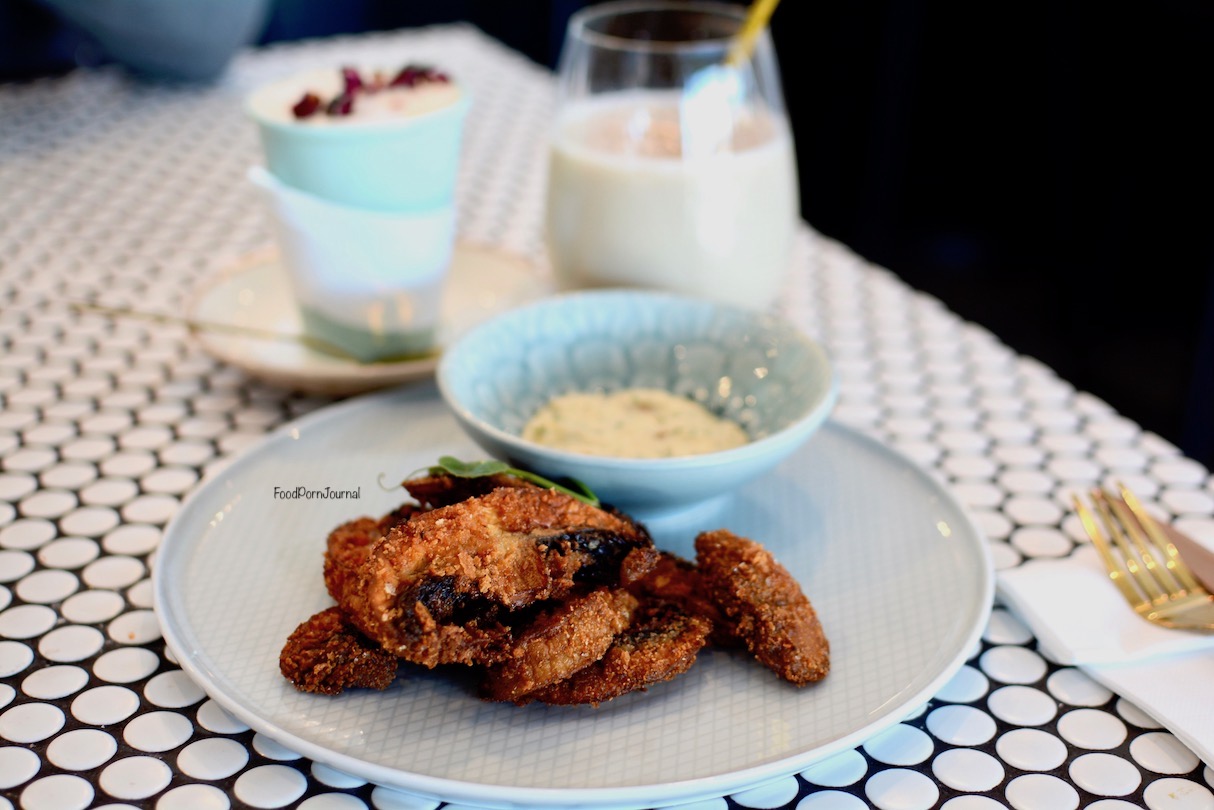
[436,290,838,522]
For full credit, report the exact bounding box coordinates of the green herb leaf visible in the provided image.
[434,456,511,478]
[406,456,600,506]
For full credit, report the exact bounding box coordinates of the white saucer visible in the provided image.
[187,243,553,396]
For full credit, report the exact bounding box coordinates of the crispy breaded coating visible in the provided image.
[279,607,398,695]
[323,505,424,608]
[483,587,638,703]
[624,550,732,646]
[528,603,711,706]
[324,518,385,608]
[348,487,652,668]
[695,529,829,686]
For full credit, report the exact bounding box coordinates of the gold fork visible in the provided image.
[1073,484,1214,631]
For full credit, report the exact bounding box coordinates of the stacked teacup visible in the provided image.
[246,64,469,362]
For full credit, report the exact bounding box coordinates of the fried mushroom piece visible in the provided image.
[280,607,398,695]
[527,602,711,706]
[695,529,830,686]
[349,487,653,668]
[624,550,733,645]
[482,587,638,703]
[403,472,538,509]
[323,505,423,608]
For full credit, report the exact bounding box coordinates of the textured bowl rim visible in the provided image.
[436,289,839,472]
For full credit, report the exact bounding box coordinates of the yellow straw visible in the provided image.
[726,0,783,66]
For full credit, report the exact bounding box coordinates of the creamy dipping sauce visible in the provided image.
[522,388,749,458]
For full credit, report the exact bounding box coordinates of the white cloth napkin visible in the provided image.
[997,545,1214,766]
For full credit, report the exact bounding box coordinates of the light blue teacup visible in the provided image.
[245,68,470,213]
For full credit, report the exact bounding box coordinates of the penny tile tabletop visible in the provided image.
[2,24,1214,810]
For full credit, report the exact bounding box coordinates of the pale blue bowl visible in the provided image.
[436,290,838,522]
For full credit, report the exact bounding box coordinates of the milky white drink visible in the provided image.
[546,91,798,310]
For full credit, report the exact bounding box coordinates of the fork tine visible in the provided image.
[1090,488,1168,602]
[1102,487,1180,598]
[1073,494,1147,608]
[1116,483,1204,594]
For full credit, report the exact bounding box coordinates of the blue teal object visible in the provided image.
[36,0,269,81]
[437,289,839,522]
[249,95,470,213]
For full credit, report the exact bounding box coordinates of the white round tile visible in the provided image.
[123,710,194,752]
[0,701,65,742]
[177,737,250,780]
[863,724,934,766]
[144,669,205,708]
[0,519,56,550]
[931,748,1004,792]
[72,684,140,725]
[939,796,1009,810]
[126,578,154,609]
[1056,709,1127,750]
[310,762,367,789]
[994,728,1070,772]
[154,783,231,810]
[732,776,800,807]
[58,505,120,537]
[79,479,140,508]
[298,796,368,810]
[799,750,868,788]
[108,609,161,645]
[18,774,94,810]
[61,589,126,624]
[1046,668,1113,707]
[926,705,997,746]
[1141,777,1213,809]
[1068,752,1141,797]
[0,604,57,639]
[367,787,441,810]
[0,550,34,583]
[83,556,145,590]
[1130,731,1202,775]
[979,646,1047,685]
[15,569,79,604]
[983,609,1033,646]
[195,699,250,734]
[36,538,99,570]
[45,727,119,770]
[38,624,104,662]
[233,764,308,809]
[253,732,303,761]
[863,768,939,810]
[986,686,1057,726]
[1004,773,1079,810]
[93,647,160,684]
[100,525,161,556]
[19,490,78,519]
[21,664,89,700]
[0,745,40,790]
[933,665,990,704]
[121,494,179,525]
[98,755,173,800]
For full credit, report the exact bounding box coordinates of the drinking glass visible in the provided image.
[546,0,798,310]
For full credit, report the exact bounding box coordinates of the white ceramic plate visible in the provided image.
[155,385,994,810]
[186,243,552,396]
